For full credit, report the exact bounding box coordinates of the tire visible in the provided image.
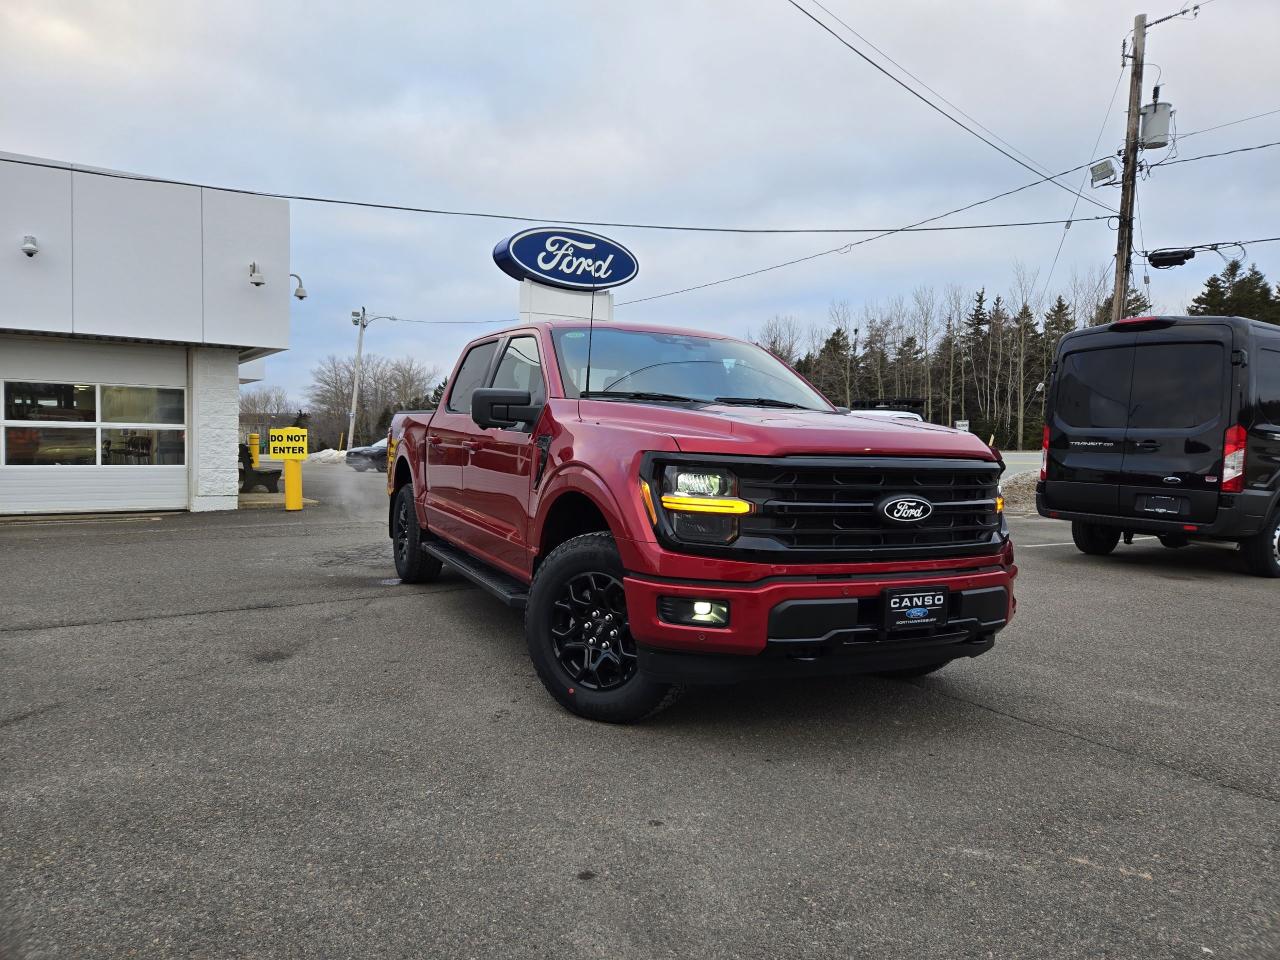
[391,484,442,584]
[877,661,949,680]
[1072,521,1121,556]
[1158,534,1189,549]
[525,532,681,723]
[1240,510,1280,578]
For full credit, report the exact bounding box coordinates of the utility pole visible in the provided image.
[1112,12,1147,325]
[346,306,369,450]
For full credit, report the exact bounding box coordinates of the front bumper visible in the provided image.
[623,547,1015,680]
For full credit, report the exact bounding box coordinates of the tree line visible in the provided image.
[757,258,1280,450]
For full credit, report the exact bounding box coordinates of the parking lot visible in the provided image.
[2,465,1276,959]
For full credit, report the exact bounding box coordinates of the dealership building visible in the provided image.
[1,152,291,514]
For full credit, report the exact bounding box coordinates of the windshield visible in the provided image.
[551,327,831,410]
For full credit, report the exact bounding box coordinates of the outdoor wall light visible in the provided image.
[290,273,308,300]
[21,235,38,257]
[248,262,265,286]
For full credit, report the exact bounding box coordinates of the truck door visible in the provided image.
[463,334,547,573]
[1119,325,1233,524]
[424,339,498,542]
[1046,335,1136,515]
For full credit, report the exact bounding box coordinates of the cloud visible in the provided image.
[3,0,1278,399]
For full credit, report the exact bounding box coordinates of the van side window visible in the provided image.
[1128,343,1224,429]
[446,341,499,414]
[1259,348,1280,423]
[1056,347,1132,429]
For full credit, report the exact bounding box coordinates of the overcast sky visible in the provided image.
[5,0,1279,398]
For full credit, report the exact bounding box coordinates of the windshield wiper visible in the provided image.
[713,396,816,410]
[581,390,702,404]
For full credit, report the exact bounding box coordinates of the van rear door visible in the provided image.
[1045,334,1136,514]
[1118,325,1234,523]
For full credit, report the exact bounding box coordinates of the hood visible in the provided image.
[576,400,997,461]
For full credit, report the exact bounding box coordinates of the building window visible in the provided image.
[1,381,186,466]
[102,386,185,424]
[3,382,97,421]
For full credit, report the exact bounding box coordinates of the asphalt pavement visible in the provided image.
[1,464,1276,959]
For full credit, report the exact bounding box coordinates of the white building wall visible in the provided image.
[188,346,241,512]
[0,163,73,334]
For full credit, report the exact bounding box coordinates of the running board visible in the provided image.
[422,537,529,609]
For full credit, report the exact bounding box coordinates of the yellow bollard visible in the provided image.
[248,433,260,468]
[284,459,303,511]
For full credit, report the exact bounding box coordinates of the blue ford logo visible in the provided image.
[880,495,933,523]
[493,227,639,291]
[905,607,930,620]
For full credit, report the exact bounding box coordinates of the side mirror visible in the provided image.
[471,388,541,429]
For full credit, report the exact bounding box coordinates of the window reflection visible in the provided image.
[102,386,185,424]
[3,382,96,422]
[101,429,185,465]
[4,427,97,465]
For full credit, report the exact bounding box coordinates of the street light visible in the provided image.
[345,307,400,449]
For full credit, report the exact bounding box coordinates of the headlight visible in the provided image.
[658,465,750,543]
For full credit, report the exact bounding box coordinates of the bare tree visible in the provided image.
[911,286,937,420]
[238,385,295,440]
[750,315,803,365]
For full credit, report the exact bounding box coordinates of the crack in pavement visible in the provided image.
[909,680,1279,805]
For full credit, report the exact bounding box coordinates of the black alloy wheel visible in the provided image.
[391,484,442,584]
[549,571,638,691]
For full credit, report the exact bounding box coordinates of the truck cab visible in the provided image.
[390,320,1018,722]
[1037,314,1280,575]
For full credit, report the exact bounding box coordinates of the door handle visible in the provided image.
[462,440,482,452]
[427,435,443,445]
[1134,440,1160,450]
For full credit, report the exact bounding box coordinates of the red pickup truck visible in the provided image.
[389,320,1016,722]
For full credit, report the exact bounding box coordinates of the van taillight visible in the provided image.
[1222,425,1247,493]
[1039,425,1050,481]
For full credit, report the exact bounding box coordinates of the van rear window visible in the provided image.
[1128,343,1224,429]
[1057,347,1132,428]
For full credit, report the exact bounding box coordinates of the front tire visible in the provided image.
[1072,521,1121,556]
[525,532,680,723]
[391,484,442,584]
[1240,511,1280,578]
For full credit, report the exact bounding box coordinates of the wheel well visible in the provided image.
[538,492,612,567]
[389,458,414,537]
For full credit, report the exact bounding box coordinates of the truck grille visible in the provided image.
[734,457,1002,558]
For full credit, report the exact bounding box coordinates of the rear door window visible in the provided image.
[1128,343,1225,429]
[1056,347,1133,429]
[1258,348,1280,422]
[446,341,498,414]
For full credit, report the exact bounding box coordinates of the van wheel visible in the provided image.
[1071,521,1120,556]
[526,532,681,723]
[1158,534,1189,549]
[1240,511,1280,578]
[392,484,442,583]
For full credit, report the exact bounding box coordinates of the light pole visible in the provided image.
[345,307,399,449]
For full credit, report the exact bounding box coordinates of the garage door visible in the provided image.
[0,337,189,514]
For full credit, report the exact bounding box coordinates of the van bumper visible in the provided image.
[1035,487,1272,539]
[622,545,1015,682]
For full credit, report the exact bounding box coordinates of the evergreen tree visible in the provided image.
[428,379,448,407]
[1187,259,1279,324]
[1091,285,1151,326]
[1042,295,1075,348]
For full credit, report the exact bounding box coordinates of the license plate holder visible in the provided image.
[883,586,950,631]
[1141,494,1184,515]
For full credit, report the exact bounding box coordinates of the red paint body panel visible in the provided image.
[390,320,1016,657]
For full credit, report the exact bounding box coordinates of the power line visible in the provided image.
[1177,106,1280,140]
[1150,139,1280,168]
[782,0,1118,215]
[1140,235,1280,256]
[807,0,1050,177]
[1038,65,1128,307]
[0,153,1105,237]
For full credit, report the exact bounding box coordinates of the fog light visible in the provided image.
[658,597,730,627]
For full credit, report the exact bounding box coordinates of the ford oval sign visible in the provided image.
[880,495,933,523]
[493,227,639,291]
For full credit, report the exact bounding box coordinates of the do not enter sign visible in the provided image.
[268,427,309,460]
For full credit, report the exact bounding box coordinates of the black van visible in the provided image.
[1037,315,1280,576]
